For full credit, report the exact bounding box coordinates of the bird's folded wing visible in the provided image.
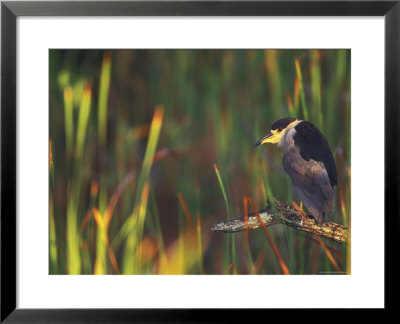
[283,153,333,200]
[309,160,334,200]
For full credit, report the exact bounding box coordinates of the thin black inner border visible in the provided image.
[1,1,399,322]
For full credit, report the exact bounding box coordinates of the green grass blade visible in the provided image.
[75,85,92,162]
[49,194,59,273]
[310,50,323,128]
[93,208,108,274]
[98,52,112,147]
[122,106,164,274]
[294,57,309,121]
[63,86,74,157]
[213,164,229,213]
[213,163,236,270]
[196,214,204,274]
[264,50,282,109]
[67,190,81,274]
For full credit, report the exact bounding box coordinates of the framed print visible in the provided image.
[1,0,399,321]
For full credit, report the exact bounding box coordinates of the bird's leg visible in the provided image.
[319,212,327,224]
[293,201,319,225]
[298,201,318,222]
[292,201,312,226]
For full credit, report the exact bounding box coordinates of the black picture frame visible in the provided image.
[1,0,398,321]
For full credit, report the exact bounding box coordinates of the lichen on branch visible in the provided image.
[211,199,348,244]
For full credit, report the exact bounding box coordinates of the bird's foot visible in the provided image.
[314,214,326,225]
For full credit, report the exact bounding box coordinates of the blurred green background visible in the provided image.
[49,49,351,275]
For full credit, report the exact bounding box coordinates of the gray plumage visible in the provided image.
[255,118,337,224]
[283,152,334,223]
[281,120,336,223]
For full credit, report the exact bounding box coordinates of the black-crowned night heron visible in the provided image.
[254,117,337,224]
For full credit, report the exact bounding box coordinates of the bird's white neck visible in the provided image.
[278,119,302,152]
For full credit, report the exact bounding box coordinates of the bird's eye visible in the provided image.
[278,128,283,132]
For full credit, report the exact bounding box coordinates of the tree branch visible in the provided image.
[211,199,348,244]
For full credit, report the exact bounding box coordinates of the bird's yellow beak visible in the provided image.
[254,130,283,147]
